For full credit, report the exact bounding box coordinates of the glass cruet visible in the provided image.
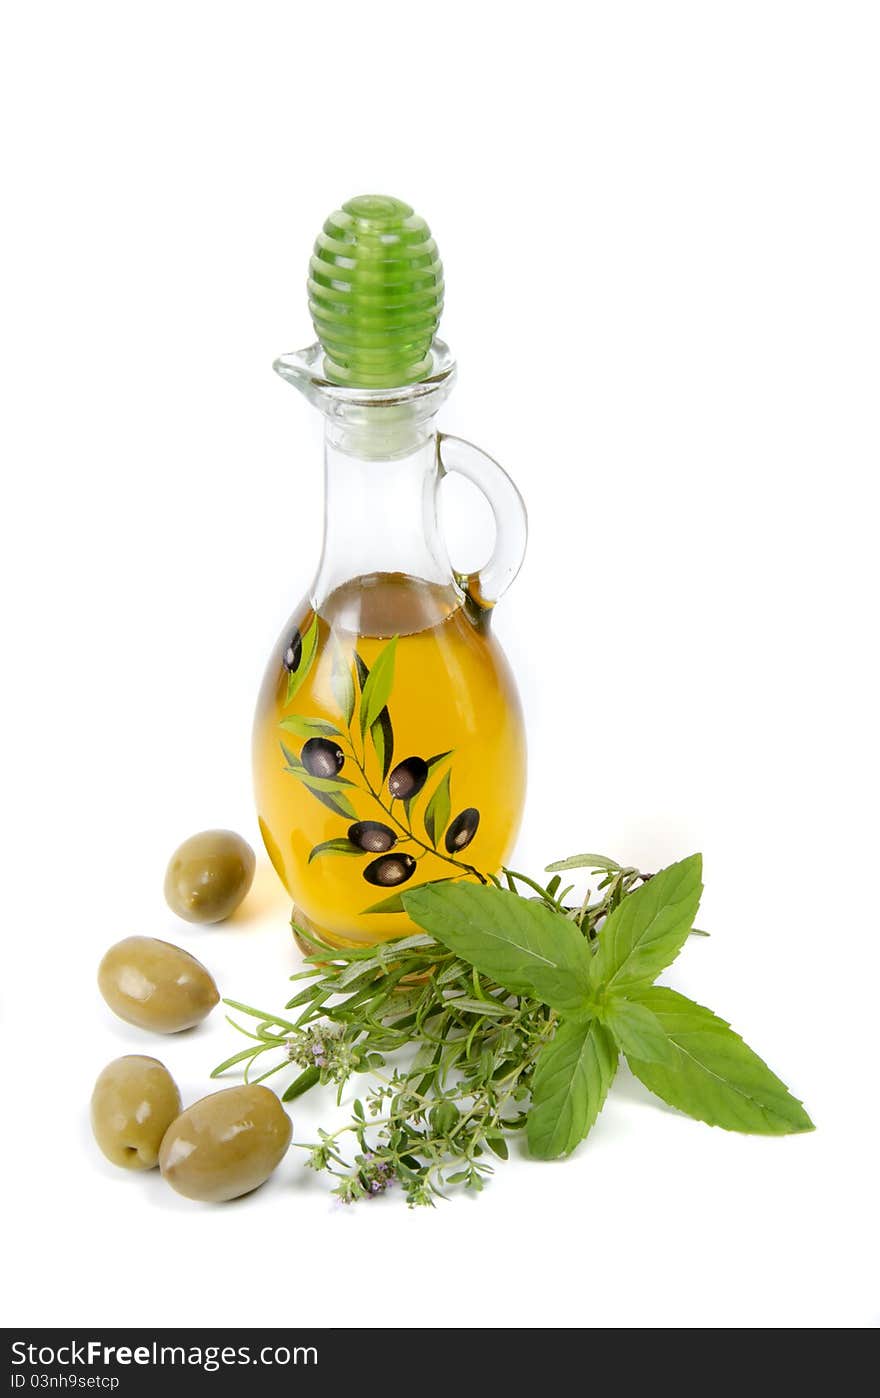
[253,196,528,947]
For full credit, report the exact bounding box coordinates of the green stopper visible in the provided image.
[308,194,444,389]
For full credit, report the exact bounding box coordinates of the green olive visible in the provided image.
[159,1085,292,1202]
[164,829,256,924]
[98,935,219,1033]
[91,1056,182,1170]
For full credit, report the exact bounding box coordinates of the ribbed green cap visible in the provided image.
[308,195,444,389]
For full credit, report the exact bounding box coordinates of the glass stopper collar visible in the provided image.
[308,195,444,389]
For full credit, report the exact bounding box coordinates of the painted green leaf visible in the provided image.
[279,739,299,768]
[359,635,398,734]
[545,852,621,873]
[402,883,593,1014]
[591,854,703,995]
[308,838,362,863]
[278,714,341,738]
[425,750,454,777]
[602,997,674,1063]
[362,878,455,915]
[331,643,355,725]
[625,987,814,1135]
[527,1018,618,1159]
[369,706,394,781]
[362,889,407,914]
[282,763,356,792]
[285,615,319,705]
[353,652,369,690]
[301,785,357,821]
[423,769,451,847]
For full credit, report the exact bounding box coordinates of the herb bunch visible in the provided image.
[213,852,813,1205]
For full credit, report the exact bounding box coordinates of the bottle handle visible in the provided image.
[437,432,528,609]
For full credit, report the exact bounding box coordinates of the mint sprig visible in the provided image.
[404,854,813,1157]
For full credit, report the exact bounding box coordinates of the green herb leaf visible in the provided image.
[591,854,703,994]
[282,1066,320,1101]
[210,1045,264,1078]
[278,714,342,738]
[625,987,814,1135]
[308,838,362,863]
[527,1018,618,1159]
[285,615,318,704]
[369,706,394,781]
[423,769,451,847]
[545,852,621,873]
[402,883,593,1013]
[602,997,674,1063]
[359,636,398,734]
[331,644,355,725]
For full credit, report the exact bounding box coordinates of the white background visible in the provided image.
[2,1,878,1330]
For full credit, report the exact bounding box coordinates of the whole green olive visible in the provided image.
[164,829,256,924]
[159,1085,292,1202]
[91,1055,182,1170]
[98,935,219,1032]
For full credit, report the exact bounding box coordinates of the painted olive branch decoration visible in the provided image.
[279,619,484,910]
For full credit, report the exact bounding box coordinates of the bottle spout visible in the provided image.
[273,342,330,412]
[271,338,456,441]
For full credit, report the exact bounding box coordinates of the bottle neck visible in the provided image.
[311,414,458,628]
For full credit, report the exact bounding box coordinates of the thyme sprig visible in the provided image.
[212,855,653,1205]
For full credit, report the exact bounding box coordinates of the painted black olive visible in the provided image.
[301,737,344,778]
[363,853,417,887]
[348,821,396,853]
[282,630,302,672]
[445,807,480,853]
[387,757,429,801]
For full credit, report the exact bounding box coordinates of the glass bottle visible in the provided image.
[253,197,527,948]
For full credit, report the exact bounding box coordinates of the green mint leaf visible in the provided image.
[423,769,451,847]
[402,883,593,1013]
[308,838,361,863]
[369,706,394,781]
[278,714,341,738]
[625,987,814,1135]
[527,1018,618,1159]
[331,643,355,725]
[359,636,398,734]
[285,615,318,704]
[545,852,621,873]
[591,854,703,994]
[602,997,674,1063]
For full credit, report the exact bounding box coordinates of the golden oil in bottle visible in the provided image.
[253,573,526,947]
